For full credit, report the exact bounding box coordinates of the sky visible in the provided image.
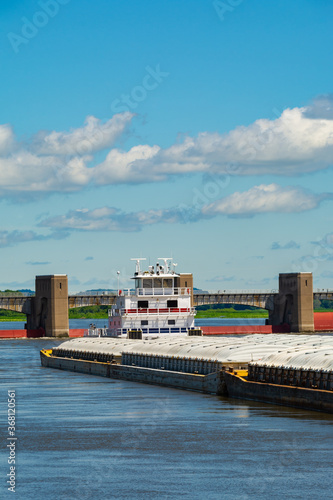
[1,0,333,293]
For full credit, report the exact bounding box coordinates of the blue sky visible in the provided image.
[1,0,333,292]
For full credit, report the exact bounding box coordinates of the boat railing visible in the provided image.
[109,327,189,337]
[84,327,108,337]
[118,287,191,297]
[113,307,196,317]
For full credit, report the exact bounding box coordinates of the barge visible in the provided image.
[224,370,333,414]
[40,334,333,413]
[224,346,333,413]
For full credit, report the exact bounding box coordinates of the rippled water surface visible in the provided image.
[1,339,332,499]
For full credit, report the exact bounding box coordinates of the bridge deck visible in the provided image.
[0,291,332,313]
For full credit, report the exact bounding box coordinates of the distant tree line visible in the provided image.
[313,299,333,311]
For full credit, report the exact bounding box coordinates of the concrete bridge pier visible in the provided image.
[269,272,314,332]
[27,275,69,337]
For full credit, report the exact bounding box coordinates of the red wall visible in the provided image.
[201,324,290,335]
[0,328,84,339]
[69,329,85,337]
[314,312,333,331]
[0,329,45,339]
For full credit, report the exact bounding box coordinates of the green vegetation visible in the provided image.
[197,299,333,317]
[0,290,24,296]
[68,305,109,319]
[313,298,333,312]
[0,290,26,321]
[195,305,268,318]
[0,310,26,322]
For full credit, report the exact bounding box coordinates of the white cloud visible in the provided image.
[39,184,330,233]
[33,112,134,155]
[202,184,329,217]
[0,153,91,195]
[39,206,182,232]
[0,124,14,154]
[93,144,161,184]
[1,97,333,197]
[0,113,134,197]
[92,102,333,183]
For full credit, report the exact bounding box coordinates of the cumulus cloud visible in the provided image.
[33,113,133,156]
[0,112,134,197]
[93,144,161,184]
[39,206,185,232]
[38,184,330,233]
[1,97,333,198]
[0,124,14,154]
[1,182,331,247]
[271,241,300,250]
[202,184,329,217]
[0,154,92,196]
[92,100,333,183]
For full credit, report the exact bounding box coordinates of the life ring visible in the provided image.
[119,290,122,295]
[187,288,190,294]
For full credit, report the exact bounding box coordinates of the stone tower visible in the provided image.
[29,275,69,337]
[269,272,314,332]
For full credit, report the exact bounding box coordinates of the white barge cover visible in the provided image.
[258,347,333,371]
[54,334,333,367]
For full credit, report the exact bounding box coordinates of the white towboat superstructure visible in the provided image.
[86,258,196,339]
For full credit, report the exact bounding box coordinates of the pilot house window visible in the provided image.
[167,300,178,308]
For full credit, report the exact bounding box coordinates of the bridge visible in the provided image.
[1,273,331,336]
[2,289,333,314]
[0,294,118,313]
[193,290,277,310]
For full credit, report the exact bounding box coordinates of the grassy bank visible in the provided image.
[195,307,268,318]
[68,305,109,319]
[0,310,26,322]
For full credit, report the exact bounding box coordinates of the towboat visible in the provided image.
[85,257,197,339]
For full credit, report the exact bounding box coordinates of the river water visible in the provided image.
[0,336,332,499]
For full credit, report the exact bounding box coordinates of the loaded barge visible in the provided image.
[40,334,333,413]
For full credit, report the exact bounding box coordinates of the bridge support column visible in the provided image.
[269,273,314,332]
[28,275,69,337]
[175,273,193,306]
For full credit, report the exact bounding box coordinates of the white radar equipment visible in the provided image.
[157,258,173,274]
[131,258,147,275]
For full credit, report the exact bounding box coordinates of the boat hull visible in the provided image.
[40,349,220,394]
[224,371,333,414]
